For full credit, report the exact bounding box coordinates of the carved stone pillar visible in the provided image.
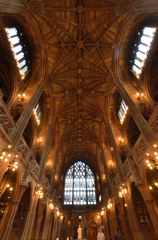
[50,149,58,195]
[0,181,28,240]
[33,200,46,240]
[107,125,124,180]
[41,207,51,240]
[47,212,54,240]
[20,193,39,240]
[51,213,58,240]
[144,199,158,237]
[103,213,110,240]
[10,84,43,152]
[124,194,144,240]
[39,126,54,181]
[0,0,26,13]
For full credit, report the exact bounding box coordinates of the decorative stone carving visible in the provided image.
[0,107,14,134]
[134,138,147,158]
[122,159,130,177]
[16,139,28,160]
[127,153,141,180]
[150,112,158,134]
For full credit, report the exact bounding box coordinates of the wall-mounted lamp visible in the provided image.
[118,184,128,198]
[34,185,43,199]
[119,137,124,144]
[146,149,158,170]
[0,145,12,163]
[18,93,25,102]
[137,92,144,101]
[8,155,18,171]
[107,199,112,209]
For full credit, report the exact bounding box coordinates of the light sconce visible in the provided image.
[118,184,128,198]
[97,213,100,218]
[137,92,144,101]
[37,138,42,144]
[18,93,25,102]
[35,185,43,199]
[107,199,112,209]
[0,145,12,163]
[119,137,124,144]
[149,182,158,191]
[145,150,158,170]
[49,201,54,210]
[8,155,18,171]
[33,109,40,125]
[101,208,105,216]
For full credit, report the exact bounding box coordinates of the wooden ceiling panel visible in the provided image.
[37,0,123,165]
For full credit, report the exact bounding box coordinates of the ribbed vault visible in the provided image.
[33,0,124,167]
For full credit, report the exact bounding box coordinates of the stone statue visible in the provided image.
[77,225,82,239]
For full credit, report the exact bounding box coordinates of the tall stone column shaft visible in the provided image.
[50,150,58,195]
[39,126,54,181]
[10,84,43,152]
[51,214,58,240]
[33,201,46,240]
[107,126,124,180]
[47,212,54,240]
[0,182,28,240]
[41,208,51,240]
[20,194,39,240]
[0,0,26,13]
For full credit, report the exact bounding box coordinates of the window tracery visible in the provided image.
[64,161,96,205]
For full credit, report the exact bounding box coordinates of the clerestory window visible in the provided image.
[64,161,96,205]
[5,27,29,80]
[131,27,156,78]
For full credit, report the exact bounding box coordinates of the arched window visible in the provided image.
[64,161,96,205]
[5,27,29,80]
[130,27,156,79]
[116,94,128,125]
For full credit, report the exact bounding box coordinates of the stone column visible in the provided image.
[103,212,110,240]
[144,199,158,237]
[41,207,51,240]
[33,200,46,240]
[120,213,130,240]
[107,125,124,180]
[47,212,54,240]
[51,213,58,240]
[10,84,43,152]
[58,217,62,239]
[39,125,54,181]
[19,193,39,240]
[0,0,26,13]
[124,194,144,240]
[0,181,28,240]
[50,149,58,196]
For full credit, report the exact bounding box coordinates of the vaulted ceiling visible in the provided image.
[31,0,126,168]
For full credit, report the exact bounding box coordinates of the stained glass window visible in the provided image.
[64,161,96,205]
